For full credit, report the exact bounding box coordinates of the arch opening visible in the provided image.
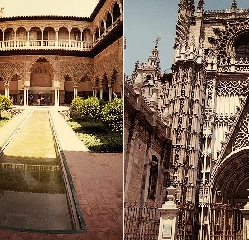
[234,31,249,61]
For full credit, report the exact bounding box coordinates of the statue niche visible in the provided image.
[30,59,53,87]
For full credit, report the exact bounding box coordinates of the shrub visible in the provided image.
[101,95,123,132]
[0,95,12,119]
[81,96,102,121]
[70,97,84,119]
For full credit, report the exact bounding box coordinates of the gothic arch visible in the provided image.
[211,147,249,204]
[230,30,249,60]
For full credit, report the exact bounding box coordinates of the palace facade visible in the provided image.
[0,0,123,106]
[124,1,249,239]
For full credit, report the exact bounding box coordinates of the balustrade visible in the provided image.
[0,39,93,51]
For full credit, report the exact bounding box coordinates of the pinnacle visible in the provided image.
[231,0,237,9]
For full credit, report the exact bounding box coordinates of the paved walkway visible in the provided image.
[0,106,123,240]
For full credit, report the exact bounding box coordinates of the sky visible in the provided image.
[0,0,99,17]
[124,0,249,76]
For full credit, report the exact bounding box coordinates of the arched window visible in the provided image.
[147,155,158,200]
[106,12,112,28]
[234,32,249,60]
[95,27,99,40]
[100,21,105,36]
[113,3,121,22]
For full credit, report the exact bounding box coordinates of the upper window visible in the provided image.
[235,32,249,60]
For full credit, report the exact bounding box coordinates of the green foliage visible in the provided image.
[0,95,12,119]
[81,97,102,121]
[70,97,84,119]
[70,96,104,122]
[76,132,123,153]
[67,118,123,153]
[101,96,123,132]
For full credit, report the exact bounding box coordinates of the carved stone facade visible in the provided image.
[0,0,123,105]
[125,1,249,239]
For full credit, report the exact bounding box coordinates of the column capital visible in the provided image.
[3,81,10,87]
[23,80,30,88]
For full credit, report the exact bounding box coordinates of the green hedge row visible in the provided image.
[70,96,123,132]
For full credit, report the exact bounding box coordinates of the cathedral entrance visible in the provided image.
[210,149,249,239]
[29,58,54,105]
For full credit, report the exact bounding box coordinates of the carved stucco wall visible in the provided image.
[0,55,93,92]
[93,37,123,92]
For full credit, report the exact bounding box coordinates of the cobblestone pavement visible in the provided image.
[0,106,123,240]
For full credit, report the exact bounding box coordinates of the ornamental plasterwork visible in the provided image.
[207,19,249,59]
[216,96,248,162]
[59,61,93,83]
[216,78,249,96]
[233,112,249,151]
[28,56,56,73]
[0,62,25,82]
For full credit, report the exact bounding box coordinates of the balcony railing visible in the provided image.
[0,40,93,51]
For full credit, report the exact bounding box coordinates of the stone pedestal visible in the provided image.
[158,186,178,240]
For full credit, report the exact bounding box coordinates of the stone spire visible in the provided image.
[197,0,204,10]
[197,0,204,17]
[231,0,237,12]
[174,0,195,49]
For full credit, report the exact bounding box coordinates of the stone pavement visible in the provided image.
[0,106,123,240]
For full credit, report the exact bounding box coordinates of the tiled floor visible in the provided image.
[0,106,123,240]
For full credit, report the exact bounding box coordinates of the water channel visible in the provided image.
[0,109,73,231]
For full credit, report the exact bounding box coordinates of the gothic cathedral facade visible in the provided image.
[125,0,249,239]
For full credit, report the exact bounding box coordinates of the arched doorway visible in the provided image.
[210,149,249,239]
[30,58,54,105]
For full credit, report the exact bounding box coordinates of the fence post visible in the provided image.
[158,186,178,240]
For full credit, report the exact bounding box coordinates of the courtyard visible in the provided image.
[0,106,123,240]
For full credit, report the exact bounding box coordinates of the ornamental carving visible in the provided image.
[233,112,249,150]
[0,61,25,82]
[207,19,249,60]
[59,61,93,83]
[216,78,249,96]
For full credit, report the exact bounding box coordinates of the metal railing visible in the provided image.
[124,202,160,240]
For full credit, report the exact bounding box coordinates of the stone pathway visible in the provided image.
[0,106,123,240]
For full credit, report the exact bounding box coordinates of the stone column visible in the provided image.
[158,186,178,240]
[41,29,44,46]
[53,80,60,107]
[68,28,71,47]
[4,82,9,97]
[23,80,30,106]
[55,30,59,47]
[104,21,107,34]
[99,86,103,99]
[108,86,113,102]
[27,31,30,47]
[14,31,16,48]
[80,30,83,49]
[73,86,78,99]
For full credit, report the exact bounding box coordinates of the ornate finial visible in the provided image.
[153,37,161,47]
[231,0,237,10]
[198,0,204,9]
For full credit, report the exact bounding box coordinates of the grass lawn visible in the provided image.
[0,111,12,128]
[0,118,9,128]
[67,118,123,153]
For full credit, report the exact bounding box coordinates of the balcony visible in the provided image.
[0,39,93,51]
